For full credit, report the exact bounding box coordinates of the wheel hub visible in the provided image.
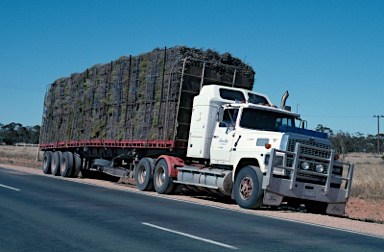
[138,168,146,183]
[156,167,165,186]
[239,176,253,200]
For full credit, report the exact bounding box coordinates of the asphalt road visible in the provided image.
[0,166,383,251]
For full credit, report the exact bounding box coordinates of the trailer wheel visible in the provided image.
[153,159,174,194]
[234,166,263,209]
[71,153,82,178]
[60,152,73,177]
[51,151,62,176]
[42,151,52,174]
[135,158,154,191]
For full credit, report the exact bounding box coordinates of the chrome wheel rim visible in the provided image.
[138,166,146,184]
[239,176,253,200]
[157,167,165,186]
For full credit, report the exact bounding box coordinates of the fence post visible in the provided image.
[36,147,40,161]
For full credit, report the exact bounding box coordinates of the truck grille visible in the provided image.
[287,138,331,157]
[286,138,332,183]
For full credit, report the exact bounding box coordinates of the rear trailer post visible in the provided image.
[36,148,40,161]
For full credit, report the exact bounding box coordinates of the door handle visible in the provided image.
[234,135,242,147]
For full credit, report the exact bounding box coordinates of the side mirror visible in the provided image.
[301,120,307,129]
[217,107,224,122]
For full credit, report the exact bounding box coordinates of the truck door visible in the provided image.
[210,108,238,163]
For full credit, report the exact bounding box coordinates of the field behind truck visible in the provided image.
[0,145,41,169]
[1,145,383,223]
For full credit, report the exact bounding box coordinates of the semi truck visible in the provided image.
[39,46,354,215]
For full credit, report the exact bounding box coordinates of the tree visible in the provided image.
[30,125,40,144]
[315,124,379,154]
[0,122,40,144]
[315,124,333,135]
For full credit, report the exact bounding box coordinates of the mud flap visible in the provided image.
[326,203,346,216]
[263,191,284,206]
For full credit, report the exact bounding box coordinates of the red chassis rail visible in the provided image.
[39,139,188,150]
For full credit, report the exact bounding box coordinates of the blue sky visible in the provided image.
[1,0,383,136]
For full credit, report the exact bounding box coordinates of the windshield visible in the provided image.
[240,108,295,131]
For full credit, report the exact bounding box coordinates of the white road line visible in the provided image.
[142,222,238,250]
[0,183,21,191]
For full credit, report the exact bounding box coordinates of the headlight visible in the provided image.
[315,164,324,173]
[301,161,310,170]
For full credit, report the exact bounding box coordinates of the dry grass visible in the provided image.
[343,153,384,200]
[1,146,383,201]
[0,145,41,169]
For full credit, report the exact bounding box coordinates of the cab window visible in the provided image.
[248,93,269,105]
[220,109,239,127]
[240,108,294,131]
[219,89,245,102]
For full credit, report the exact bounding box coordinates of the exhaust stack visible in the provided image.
[280,90,289,109]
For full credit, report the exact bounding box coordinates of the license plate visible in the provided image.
[302,188,316,198]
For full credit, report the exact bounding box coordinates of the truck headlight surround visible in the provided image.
[315,164,324,173]
[301,161,310,170]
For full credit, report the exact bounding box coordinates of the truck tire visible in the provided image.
[234,165,263,209]
[71,153,82,178]
[153,159,174,194]
[60,151,73,177]
[135,158,154,191]
[42,151,52,174]
[51,151,62,176]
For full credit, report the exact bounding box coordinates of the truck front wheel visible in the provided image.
[135,158,154,191]
[234,166,263,209]
[153,159,174,194]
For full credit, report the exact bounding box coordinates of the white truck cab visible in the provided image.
[183,84,354,216]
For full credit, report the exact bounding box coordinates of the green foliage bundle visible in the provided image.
[39,46,255,145]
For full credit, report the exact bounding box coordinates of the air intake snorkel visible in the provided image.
[280,90,290,111]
